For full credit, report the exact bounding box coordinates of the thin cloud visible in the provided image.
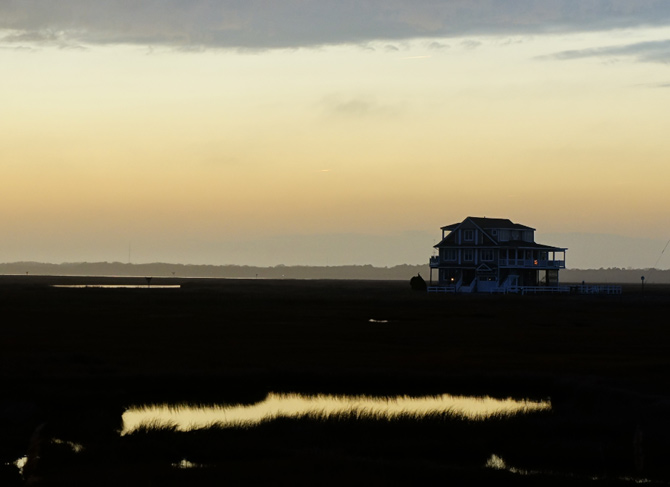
[497,37,528,46]
[0,28,86,49]
[460,39,482,50]
[2,1,670,50]
[321,94,400,119]
[427,41,450,50]
[542,39,670,64]
[634,81,670,89]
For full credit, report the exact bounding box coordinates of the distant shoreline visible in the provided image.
[0,261,669,283]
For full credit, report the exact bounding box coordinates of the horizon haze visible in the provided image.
[3,2,670,269]
[1,231,668,271]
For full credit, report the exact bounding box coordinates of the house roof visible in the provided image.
[441,217,535,231]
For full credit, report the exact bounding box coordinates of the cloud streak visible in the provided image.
[543,39,670,64]
[2,1,670,50]
[321,94,401,120]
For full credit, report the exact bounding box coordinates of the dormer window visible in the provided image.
[464,229,474,241]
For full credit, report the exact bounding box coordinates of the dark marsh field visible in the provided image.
[1,276,670,485]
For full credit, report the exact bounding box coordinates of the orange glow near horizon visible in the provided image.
[2,29,670,266]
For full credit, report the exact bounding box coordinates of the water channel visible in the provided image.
[121,392,551,434]
[9,393,551,478]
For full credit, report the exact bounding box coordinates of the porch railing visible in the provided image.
[498,258,565,268]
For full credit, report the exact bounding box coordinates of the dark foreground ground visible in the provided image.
[1,276,669,485]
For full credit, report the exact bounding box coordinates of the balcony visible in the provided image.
[430,256,565,269]
[499,258,565,269]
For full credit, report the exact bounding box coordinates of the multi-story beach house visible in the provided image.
[428,216,567,293]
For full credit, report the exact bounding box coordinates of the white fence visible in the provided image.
[427,284,622,295]
[569,285,622,295]
[513,286,570,295]
[427,286,457,293]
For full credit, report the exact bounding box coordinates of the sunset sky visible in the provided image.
[2,1,670,269]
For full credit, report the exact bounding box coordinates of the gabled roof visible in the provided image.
[441,216,534,231]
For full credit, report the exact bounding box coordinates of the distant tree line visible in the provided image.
[0,262,431,280]
[0,262,668,283]
[561,268,670,284]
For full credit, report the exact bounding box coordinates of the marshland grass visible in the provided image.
[2,276,670,485]
[27,407,664,486]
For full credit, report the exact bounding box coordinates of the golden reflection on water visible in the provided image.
[121,393,550,434]
[51,285,180,289]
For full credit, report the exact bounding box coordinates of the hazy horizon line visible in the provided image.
[1,261,668,272]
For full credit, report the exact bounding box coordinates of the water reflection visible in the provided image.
[122,392,550,434]
[53,438,84,453]
[172,459,205,469]
[485,453,654,484]
[52,285,180,289]
[486,453,535,475]
[13,456,27,476]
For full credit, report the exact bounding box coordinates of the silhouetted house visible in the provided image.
[428,217,567,293]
